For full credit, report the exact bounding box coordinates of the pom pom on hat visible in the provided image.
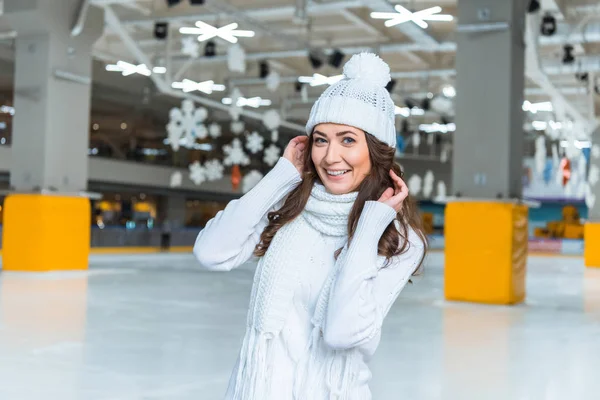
[343,52,391,88]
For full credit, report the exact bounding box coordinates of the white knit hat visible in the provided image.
[305,52,397,148]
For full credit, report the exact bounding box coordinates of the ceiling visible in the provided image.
[1,0,600,160]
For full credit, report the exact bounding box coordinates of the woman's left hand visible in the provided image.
[377,170,409,212]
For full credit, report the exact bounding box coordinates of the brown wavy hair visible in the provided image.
[254,132,428,272]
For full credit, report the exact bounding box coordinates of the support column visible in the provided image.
[158,194,187,229]
[584,126,600,267]
[445,0,528,304]
[2,1,104,272]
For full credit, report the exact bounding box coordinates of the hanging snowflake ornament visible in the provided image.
[223,138,250,166]
[427,133,434,146]
[411,132,421,149]
[589,165,600,187]
[204,159,225,181]
[423,170,435,198]
[263,143,281,167]
[227,43,246,73]
[435,181,447,201]
[189,161,207,185]
[586,183,596,209]
[229,87,244,121]
[534,135,547,175]
[242,170,264,193]
[170,171,183,188]
[208,122,222,138]
[166,100,208,151]
[246,131,265,154]
[231,120,245,135]
[592,145,600,159]
[266,70,281,92]
[263,109,281,131]
[271,130,279,142]
[182,36,200,58]
[407,174,422,196]
[196,123,208,140]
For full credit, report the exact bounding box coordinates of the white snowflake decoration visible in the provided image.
[263,144,281,167]
[242,170,264,193]
[589,165,600,187]
[170,171,182,188]
[246,131,265,154]
[204,159,224,181]
[586,183,596,209]
[592,145,600,159]
[407,174,422,196]
[271,130,279,142]
[423,170,435,198]
[189,161,207,185]
[427,133,434,146]
[435,181,447,201]
[223,138,250,166]
[534,135,546,175]
[229,88,244,121]
[227,44,246,73]
[208,122,222,138]
[231,120,245,135]
[166,100,209,151]
[411,132,421,149]
[182,36,200,58]
[266,70,281,92]
[263,109,281,131]
[196,123,208,140]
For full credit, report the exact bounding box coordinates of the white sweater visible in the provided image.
[194,157,425,400]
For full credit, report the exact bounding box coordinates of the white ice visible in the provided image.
[0,252,599,400]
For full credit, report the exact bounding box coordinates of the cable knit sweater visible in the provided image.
[193,157,425,400]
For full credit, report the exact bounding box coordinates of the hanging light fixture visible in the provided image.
[179,21,255,44]
[171,79,226,94]
[298,73,344,87]
[370,5,453,29]
[222,96,271,108]
[106,61,152,76]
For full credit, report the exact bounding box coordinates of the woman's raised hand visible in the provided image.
[377,170,409,212]
[283,136,309,175]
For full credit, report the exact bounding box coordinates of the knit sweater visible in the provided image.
[193,157,425,400]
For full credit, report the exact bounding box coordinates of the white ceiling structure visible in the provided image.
[87,0,600,139]
[2,0,600,145]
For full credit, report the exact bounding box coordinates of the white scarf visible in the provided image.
[231,183,362,399]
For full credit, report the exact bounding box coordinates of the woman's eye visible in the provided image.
[342,137,355,144]
[315,138,327,144]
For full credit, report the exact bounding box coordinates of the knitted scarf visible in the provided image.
[231,183,361,400]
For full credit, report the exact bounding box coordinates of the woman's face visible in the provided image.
[311,123,372,195]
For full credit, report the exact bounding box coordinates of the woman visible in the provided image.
[194,53,427,400]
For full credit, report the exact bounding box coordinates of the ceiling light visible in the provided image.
[222,96,271,108]
[419,123,456,133]
[179,21,255,44]
[298,73,344,87]
[371,5,453,29]
[106,61,152,76]
[532,121,548,131]
[523,100,553,113]
[152,66,167,74]
[442,85,456,98]
[171,79,226,94]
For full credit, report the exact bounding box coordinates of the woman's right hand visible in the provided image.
[283,136,309,175]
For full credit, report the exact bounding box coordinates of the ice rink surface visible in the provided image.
[0,251,599,400]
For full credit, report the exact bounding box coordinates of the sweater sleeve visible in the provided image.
[323,201,425,350]
[193,157,302,271]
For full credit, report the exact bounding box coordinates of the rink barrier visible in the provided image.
[429,235,584,255]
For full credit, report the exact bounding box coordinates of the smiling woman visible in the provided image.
[193,52,427,400]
